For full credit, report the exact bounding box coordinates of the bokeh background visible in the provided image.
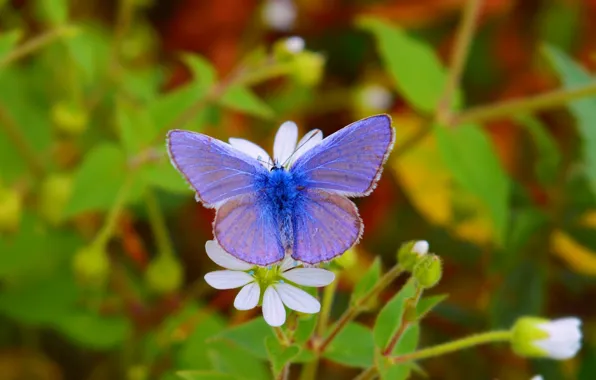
[1,0,596,379]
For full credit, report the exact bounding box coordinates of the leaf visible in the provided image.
[377,324,420,380]
[373,280,417,349]
[350,257,381,305]
[176,312,227,371]
[357,17,458,114]
[264,337,300,376]
[176,371,236,380]
[435,124,510,244]
[543,44,596,195]
[0,30,21,60]
[116,98,157,154]
[149,85,207,132]
[34,0,68,25]
[182,54,217,90]
[293,315,317,345]
[212,318,275,360]
[517,115,561,184]
[323,322,374,368]
[415,294,448,319]
[53,311,131,350]
[141,158,192,194]
[207,342,270,380]
[219,86,275,119]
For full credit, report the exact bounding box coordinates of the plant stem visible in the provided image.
[144,189,175,257]
[353,366,377,380]
[390,330,512,364]
[276,365,290,380]
[317,265,403,354]
[452,82,596,126]
[94,175,135,249]
[0,25,76,67]
[435,0,484,125]
[317,271,339,337]
[382,285,423,355]
[0,103,45,177]
[273,326,290,346]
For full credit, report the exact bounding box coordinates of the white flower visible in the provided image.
[229,121,322,169]
[203,241,335,327]
[511,316,582,360]
[359,84,393,111]
[262,0,296,31]
[530,376,544,380]
[412,240,429,255]
[284,36,305,54]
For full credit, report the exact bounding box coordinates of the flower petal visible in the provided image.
[280,255,298,272]
[293,129,323,162]
[273,121,298,165]
[274,283,320,313]
[229,138,272,167]
[282,268,335,287]
[262,286,286,326]
[205,240,253,270]
[204,270,254,289]
[234,282,261,310]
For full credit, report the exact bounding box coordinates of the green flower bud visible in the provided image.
[39,173,73,226]
[51,101,89,136]
[273,36,305,61]
[334,248,357,269]
[73,245,110,287]
[397,240,428,271]
[510,316,582,359]
[413,254,442,289]
[292,51,325,86]
[145,255,184,295]
[0,187,22,232]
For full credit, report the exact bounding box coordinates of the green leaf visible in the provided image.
[416,294,448,319]
[176,371,236,380]
[34,0,68,25]
[323,322,374,368]
[517,115,561,184]
[53,311,131,350]
[63,25,111,86]
[373,280,417,349]
[357,17,458,114]
[213,318,275,360]
[350,257,381,305]
[207,342,270,380]
[0,30,21,59]
[141,158,192,194]
[435,124,510,244]
[64,143,133,216]
[219,86,275,119]
[293,315,317,345]
[116,98,157,154]
[176,312,227,371]
[265,337,300,376]
[149,85,208,132]
[182,54,217,90]
[377,324,420,380]
[543,44,596,195]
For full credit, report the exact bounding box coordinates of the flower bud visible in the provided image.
[261,0,296,31]
[334,248,357,269]
[51,101,89,136]
[511,316,582,359]
[39,173,73,226]
[353,84,393,119]
[73,245,110,287]
[397,240,428,271]
[145,255,184,295]
[412,254,442,289]
[273,36,305,61]
[0,187,22,232]
[292,52,324,86]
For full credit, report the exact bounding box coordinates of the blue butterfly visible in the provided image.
[167,114,394,266]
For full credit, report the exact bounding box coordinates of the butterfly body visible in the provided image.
[168,114,394,266]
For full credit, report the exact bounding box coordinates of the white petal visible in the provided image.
[282,268,335,287]
[273,121,298,165]
[280,255,298,271]
[205,240,253,270]
[274,283,320,314]
[530,376,544,380]
[234,282,261,310]
[204,270,254,289]
[285,36,304,54]
[229,138,272,167]
[413,240,429,255]
[292,129,323,162]
[262,286,286,326]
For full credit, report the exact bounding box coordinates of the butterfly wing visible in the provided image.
[214,193,285,266]
[167,130,268,207]
[290,114,394,197]
[292,189,363,264]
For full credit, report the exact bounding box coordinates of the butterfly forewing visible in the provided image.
[167,130,268,207]
[290,114,394,197]
[292,189,362,264]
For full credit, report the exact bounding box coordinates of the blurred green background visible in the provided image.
[1,0,596,379]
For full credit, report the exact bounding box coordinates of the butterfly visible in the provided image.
[167,114,394,266]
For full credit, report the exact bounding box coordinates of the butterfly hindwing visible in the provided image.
[214,193,285,266]
[292,189,363,264]
[167,130,267,207]
[290,114,394,197]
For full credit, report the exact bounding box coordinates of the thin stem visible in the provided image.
[382,285,423,356]
[452,81,596,126]
[353,366,377,380]
[0,103,45,177]
[93,175,135,249]
[276,365,290,380]
[317,271,339,337]
[390,330,512,364]
[0,25,76,67]
[436,0,484,125]
[318,265,403,354]
[144,190,174,257]
[273,326,290,346]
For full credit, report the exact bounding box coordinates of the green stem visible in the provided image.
[317,265,404,354]
[93,175,135,249]
[390,330,512,364]
[144,189,174,257]
[273,326,290,346]
[0,25,77,67]
[452,82,596,126]
[382,284,423,355]
[353,366,377,380]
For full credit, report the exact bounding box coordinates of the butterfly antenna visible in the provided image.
[282,130,321,167]
[257,156,273,169]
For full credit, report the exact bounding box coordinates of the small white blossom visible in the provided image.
[530,376,544,380]
[203,241,335,326]
[262,0,296,31]
[412,240,429,255]
[358,84,393,111]
[229,121,322,169]
[284,36,305,54]
[511,316,582,360]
